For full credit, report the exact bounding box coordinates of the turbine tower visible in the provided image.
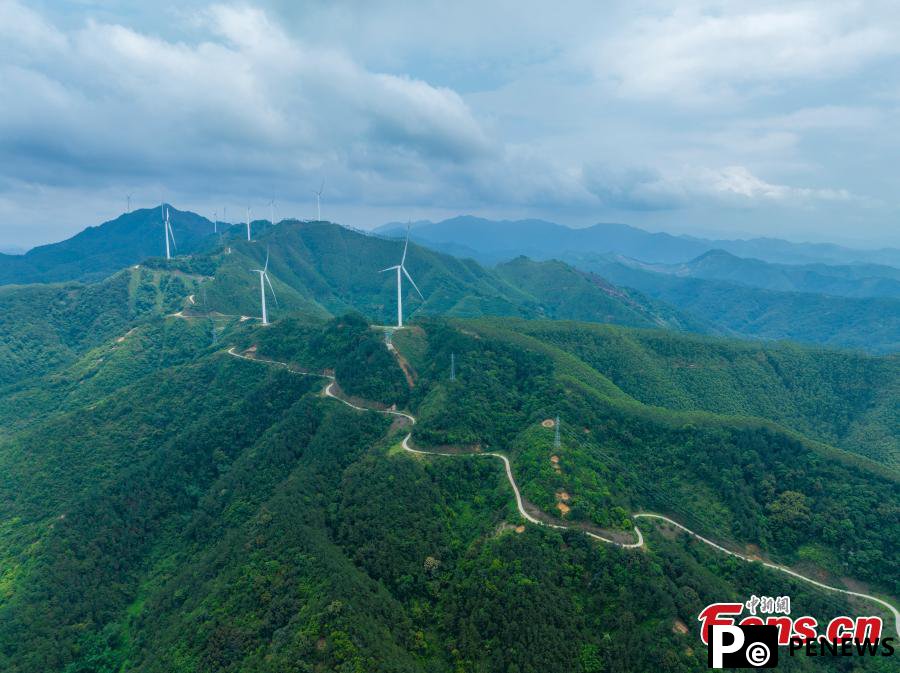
[126,193,132,214]
[252,248,278,325]
[246,207,252,241]
[269,199,276,227]
[163,206,176,259]
[313,179,324,221]
[213,210,218,234]
[380,224,423,328]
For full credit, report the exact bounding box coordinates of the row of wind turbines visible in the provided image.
[161,199,423,329]
[250,224,422,328]
[157,180,328,259]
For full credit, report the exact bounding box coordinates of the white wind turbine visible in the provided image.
[312,180,324,221]
[246,207,253,241]
[252,248,278,325]
[269,199,276,227]
[163,206,176,259]
[380,224,423,328]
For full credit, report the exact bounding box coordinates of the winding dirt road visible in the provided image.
[228,348,900,638]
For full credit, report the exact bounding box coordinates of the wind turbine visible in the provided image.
[312,179,324,221]
[163,206,176,259]
[126,193,132,214]
[246,207,252,241]
[252,248,278,325]
[269,199,276,227]
[213,210,218,234]
[380,224,423,328]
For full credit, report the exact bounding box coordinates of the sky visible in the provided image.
[2,1,900,250]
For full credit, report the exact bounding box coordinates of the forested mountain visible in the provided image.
[376,215,900,266]
[480,318,898,468]
[645,249,900,299]
[0,301,895,673]
[6,207,899,352]
[0,266,202,386]
[198,220,695,331]
[566,252,900,353]
[494,257,703,331]
[0,206,217,284]
[0,211,897,672]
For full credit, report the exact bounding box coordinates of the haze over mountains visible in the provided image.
[2,207,899,353]
[376,216,900,267]
[640,249,900,299]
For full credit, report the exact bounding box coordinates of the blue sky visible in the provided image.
[2,0,900,249]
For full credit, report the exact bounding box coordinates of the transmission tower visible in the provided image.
[450,353,456,381]
[553,415,561,449]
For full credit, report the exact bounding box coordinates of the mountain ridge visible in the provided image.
[376,215,900,267]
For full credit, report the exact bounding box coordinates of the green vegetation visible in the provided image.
[494,257,700,330]
[394,319,898,600]
[0,223,897,672]
[0,267,201,386]
[0,206,218,284]
[652,249,900,299]
[497,319,898,468]
[568,253,900,353]
[196,222,698,334]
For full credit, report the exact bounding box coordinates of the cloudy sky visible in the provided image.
[2,0,900,249]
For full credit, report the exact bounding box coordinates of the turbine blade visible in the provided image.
[402,265,424,299]
[264,247,270,272]
[380,265,400,273]
[168,222,177,251]
[265,273,278,305]
[401,223,410,265]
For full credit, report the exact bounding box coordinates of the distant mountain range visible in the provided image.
[2,208,898,352]
[376,215,900,267]
[635,249,900,299]
[567,252,900,353]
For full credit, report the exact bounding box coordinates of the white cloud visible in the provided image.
[700,165,851,202]
[0,1,896,247]
[0,2,491,190]
[590,2,900,102]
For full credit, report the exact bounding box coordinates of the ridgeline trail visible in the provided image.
[227,346,900,639]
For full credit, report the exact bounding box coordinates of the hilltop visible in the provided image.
[0,206,222,284]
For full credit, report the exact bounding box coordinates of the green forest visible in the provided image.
[0,220,897,672]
